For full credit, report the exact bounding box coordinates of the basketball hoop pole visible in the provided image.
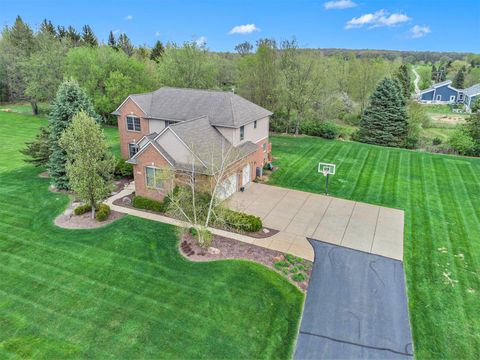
[325,173,329,195]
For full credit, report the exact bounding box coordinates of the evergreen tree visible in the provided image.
[150,40,165,62]
[20,126,51,166]
[47,80,98,190]
[431,64,437,81]
[81,25,98,47]
[108,31,117,49]
[452,67,465,88]
[40,19,56,37]
[358,77,408,147]
[117,33,134,56]
[56,25,66,39]
[66,26,81,46]
[395,64,411,100]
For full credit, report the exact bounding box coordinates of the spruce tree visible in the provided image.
[81,25,98,47]
[395,64,411,100]
[150,40,165,62]
[108,31,117,49]
[358,77,408,147]
[40,19,56,37]
[431,64,437,81]
[452,67,465,89]
[47,80,98,190]
[117,33,134,56]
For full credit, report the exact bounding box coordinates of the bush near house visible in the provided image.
[132,195,168,213]
[114,158,133,178]
[222,209,263,232]
[74,203,92,215]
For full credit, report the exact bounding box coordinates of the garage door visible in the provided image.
[242,164,251,186]
[218,174,237,200]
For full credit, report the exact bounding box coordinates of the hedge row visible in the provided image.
[132,195,168,213]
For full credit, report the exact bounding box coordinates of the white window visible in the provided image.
[254,120,257,129]
[436,95,442,101]
[240,126,245,141]
[126,116,141,131]
[262,143,267,151]
[128,143,139,158]
[450,95,456,102]
[145,166,166,190]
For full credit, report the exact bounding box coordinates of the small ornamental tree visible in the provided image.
[47,79,98,190]
[358,77,408,147]
[60,111,115,219]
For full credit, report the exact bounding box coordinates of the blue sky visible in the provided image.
[2,0,479,52]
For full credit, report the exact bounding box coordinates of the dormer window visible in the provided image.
[126,116,141,132]
[240,126,245,141]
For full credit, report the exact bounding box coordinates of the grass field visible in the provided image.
[0,112,304,359]
[268,135,480,359]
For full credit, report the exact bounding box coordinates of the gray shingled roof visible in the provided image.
[113,87,272,128]
[463,84,480,96]
[168,116,258,174]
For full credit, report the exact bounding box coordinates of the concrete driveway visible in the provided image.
[294,240,413,359]
[229,183,404,261]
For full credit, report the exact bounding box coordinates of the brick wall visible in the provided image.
[116,98,150,159]
[133,145,172,202]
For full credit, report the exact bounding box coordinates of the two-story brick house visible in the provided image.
[112,87,272,201]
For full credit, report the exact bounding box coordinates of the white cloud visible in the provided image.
[228,24,260,35]
[324,0,357,10]
[409,25,431,38]
[196,36,207,46]
[155,31,161,37]
[346,9,410,29]
[124,15,133,21]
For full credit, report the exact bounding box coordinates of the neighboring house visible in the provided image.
[418,80,480,111]
[112,87,272,201]
[463,84,480,111]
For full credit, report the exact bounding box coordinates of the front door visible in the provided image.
[242,164,251,186]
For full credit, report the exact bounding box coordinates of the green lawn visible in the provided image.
[268,135,480,359]
[0,112,304,359]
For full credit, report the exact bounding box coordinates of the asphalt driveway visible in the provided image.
[294,240,413,359]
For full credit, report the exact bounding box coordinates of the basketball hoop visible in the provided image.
[318,162,336,195]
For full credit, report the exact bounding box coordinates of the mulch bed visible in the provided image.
[180,233,312,292]
[55,208,125,229]
[113,194,279,238]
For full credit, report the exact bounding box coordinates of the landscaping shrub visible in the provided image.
[114,158,133,178]
[432,137,443,146]
[300,120,340,139]
[222,209,262,232]
[342,113,361,126]
[291,273,306,282]
[274,260,290,270]
[132,195,167,213]
[96,203,111,221]
[74,204,92,215]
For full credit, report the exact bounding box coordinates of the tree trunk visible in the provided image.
[285,107,291,134]
[30,101,38,115]
[91,200,96,219]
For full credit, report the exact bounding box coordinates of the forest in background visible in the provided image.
[1,16,479,154]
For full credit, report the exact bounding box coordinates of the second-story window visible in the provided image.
[126,116,141,131]
[254,120,257,129]
[240,126,245,141]
[128,143,139,158]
